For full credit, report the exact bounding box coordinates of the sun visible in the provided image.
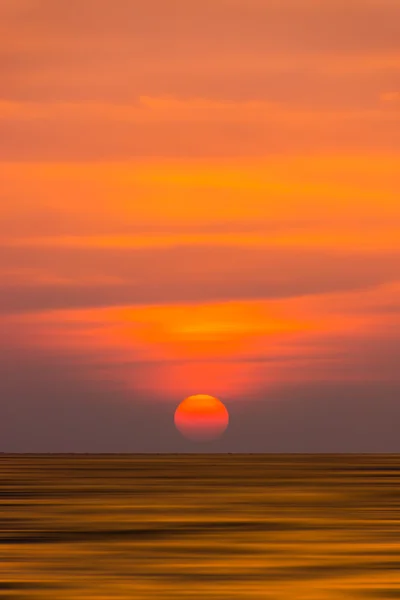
[174,394,229,442]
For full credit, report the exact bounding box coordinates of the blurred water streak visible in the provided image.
[1,454,400,599]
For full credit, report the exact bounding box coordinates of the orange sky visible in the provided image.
[0,0,399,450]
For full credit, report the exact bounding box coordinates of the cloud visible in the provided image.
[1,156,398,240]
[1,0,399,113]
[1,97,398,123]
[0,245,399,313]
[3,0,399,56]
[1,97,400,159]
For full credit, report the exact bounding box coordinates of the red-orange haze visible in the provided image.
[0,0,399,452]
[174,395,229,442]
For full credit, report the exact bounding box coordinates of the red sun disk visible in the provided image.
[174,394,229,441]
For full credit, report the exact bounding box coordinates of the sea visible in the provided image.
[1,454,399,599]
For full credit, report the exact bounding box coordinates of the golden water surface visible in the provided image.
[1,455,399,599]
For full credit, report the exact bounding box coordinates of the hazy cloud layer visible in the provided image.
[0,245,399,313]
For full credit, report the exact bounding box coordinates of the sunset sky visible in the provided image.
[1,0,399,451]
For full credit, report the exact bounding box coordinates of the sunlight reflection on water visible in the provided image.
[1,455,400,599]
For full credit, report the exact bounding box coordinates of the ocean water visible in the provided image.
[1,455,399,599]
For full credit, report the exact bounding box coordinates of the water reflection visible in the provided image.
[1,455,399,599]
